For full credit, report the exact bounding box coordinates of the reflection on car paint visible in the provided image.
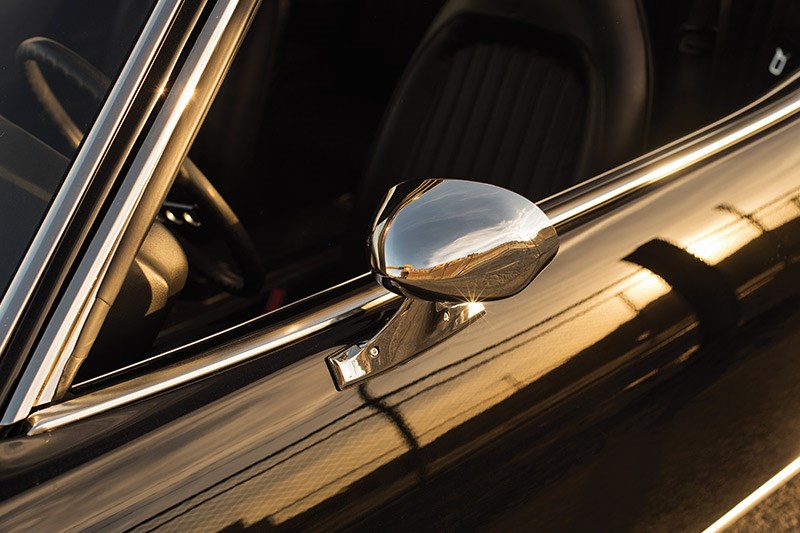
[3,69,800,533]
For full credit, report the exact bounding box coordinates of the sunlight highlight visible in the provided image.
[466,301,485,319]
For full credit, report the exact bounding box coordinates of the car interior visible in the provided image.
[3,0,799,393]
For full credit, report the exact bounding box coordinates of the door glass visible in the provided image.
[0,0,156,296]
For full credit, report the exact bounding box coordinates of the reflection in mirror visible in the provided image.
[370,179,559,303]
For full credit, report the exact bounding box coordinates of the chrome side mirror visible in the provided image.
[328,179,558,389]
[370,179,558,302]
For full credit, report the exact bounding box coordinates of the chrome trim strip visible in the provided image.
[27,285,393,434]
[702,453,800,533]
[23,59,800,434]
[546,80,800,226]
[2,0,242,426]
[0,0,182,360]
[73,273,395,390]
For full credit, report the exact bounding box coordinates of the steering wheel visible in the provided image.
[16,37,265,296]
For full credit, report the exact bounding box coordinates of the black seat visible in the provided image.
[188,0,288,213]
[350,0,652,250]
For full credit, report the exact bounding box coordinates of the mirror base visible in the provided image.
[327,298,485,389]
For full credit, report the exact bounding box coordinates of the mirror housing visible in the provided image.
[369,179,558,302]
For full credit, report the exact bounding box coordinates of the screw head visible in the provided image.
[442,311,450,322]
[368,346,380,358]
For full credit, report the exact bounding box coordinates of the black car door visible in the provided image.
[2,3,800,532]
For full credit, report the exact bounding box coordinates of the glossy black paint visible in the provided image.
[1,102,799,531]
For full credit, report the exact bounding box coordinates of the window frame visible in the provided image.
[0,0,261,427]
[0,0,175,359]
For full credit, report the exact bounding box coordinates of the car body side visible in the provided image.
[0,0,799,531]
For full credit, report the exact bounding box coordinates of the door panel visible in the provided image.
[1,120,799,531]
[347,123,800,531]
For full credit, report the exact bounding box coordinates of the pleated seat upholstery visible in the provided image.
[350,0,651,248]
[399,41,588,200]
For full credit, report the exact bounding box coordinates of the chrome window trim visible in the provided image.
[546,68,800,227]
[20,63,800,434]
[1,0,246,426]
[0,0,182,361]
[27,284,396,434]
